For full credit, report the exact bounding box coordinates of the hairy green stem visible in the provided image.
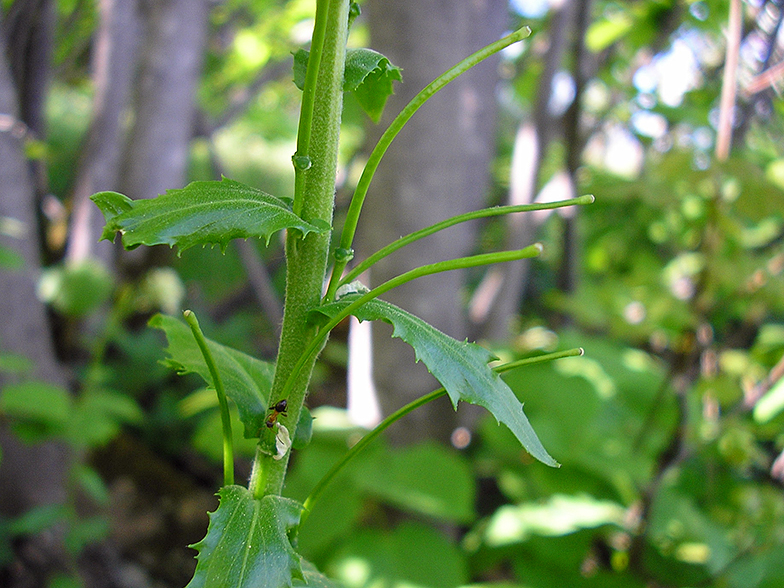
[339,195,594,290]
[325,26,532,301]
[300,347,584,525]
[292,0,331,217]
[183,310,234,487]
[279,244,544,405]
[250,0,349,499]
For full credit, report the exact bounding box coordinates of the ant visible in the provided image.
[265,399,288,429]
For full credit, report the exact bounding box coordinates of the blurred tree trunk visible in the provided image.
[0,4,71,584]
[475,0,596,338]
[121,0,209,202]
[116,0,209,275]
[475,0,578,340]
[357,0,506,443]
[1,0,211,582]
[68,0,209,267]
[67,0,141,265]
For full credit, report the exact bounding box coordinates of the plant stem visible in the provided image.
[279,244,544,405]
[292,0,331,217]
[183,310,234,487]
[300,347,583,524]
[338,195,594,290]
[251,0,349,499]
[325,26,532,301]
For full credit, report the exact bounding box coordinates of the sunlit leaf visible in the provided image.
[310,295,558,467]
[481,494,626,547]
[91,177,326,255]
[187,486,304,588]
[754,376,784,424]
[329,522,467,588]
[586,11,633,52]
[38,260,113,317]
[149,314,273,437]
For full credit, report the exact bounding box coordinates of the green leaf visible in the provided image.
[187,486,304,588]
[292,49,309,91]
[352,441,476,523]
[91,177,326,255]
[0,244,24,269]
[38,260,113,317]
[292,406,313,450]
[0,382,72,426]
[64,389,144,448]
[329,522,467,588]
[0,353,33,374]
[480,494,626,547]
[293,48,401,123]
[344,48,402,123]
[149,314,274,437]
[293,560,343,588]
[586,11,633,52]
[310,295,558,467]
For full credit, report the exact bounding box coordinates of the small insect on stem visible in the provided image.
[265,399,288,429]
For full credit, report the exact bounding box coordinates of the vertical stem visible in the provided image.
[250,0,349,498]
[292,0,331,217]
[716,0,742,161]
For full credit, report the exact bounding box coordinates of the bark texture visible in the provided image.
[0,10,71,584]
[358,0,507,443]
[67,0,141,265]
[121,0,210,202]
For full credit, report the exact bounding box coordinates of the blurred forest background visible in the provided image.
[3,0,784,587]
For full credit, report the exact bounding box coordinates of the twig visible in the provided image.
[716,0,743,161]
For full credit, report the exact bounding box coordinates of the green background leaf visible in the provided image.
[351,441,476,523]
[327,521,467,588]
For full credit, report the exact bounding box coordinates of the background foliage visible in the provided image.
[2,0,784,587]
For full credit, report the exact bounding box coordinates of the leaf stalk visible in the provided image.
[325,26,533,300]
[300,347,584,524]
[338,195,594,291]
[279,244,544,406]
[183,310,234,487]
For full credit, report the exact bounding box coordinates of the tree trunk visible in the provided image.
[357,0,506,443]
[120,0,209,202]
[67,0,141,265]
[0,10,71,584]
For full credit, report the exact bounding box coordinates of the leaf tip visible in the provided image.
[513,25,532,41]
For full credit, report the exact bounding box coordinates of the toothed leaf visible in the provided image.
[310,296,558,467]
[91,178,326,255]
[293,48,401,122]
[186,486,304,588]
